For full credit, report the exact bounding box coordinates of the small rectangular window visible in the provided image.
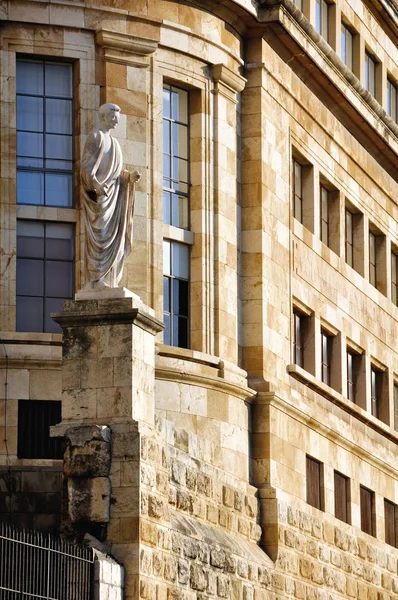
[306,456,323,510]
[18,400,63,459]
[341,23,353,71]
[369,231,377,287]
[320,185,329,246]
[370,366,380,418]
[384,499,398,548]
[394,383,398,431]
[387,79,398,123]
[292,0,303,9]
[364,52,376,97]
[315,0,329,41]
[321,330,332,386]
[392,251,398,306]
[293,159,303,223]
[293,311,303,367]
[334,472,349,523]
[360,486,375,536]
[347,350,357,402]
[345,209,353,267]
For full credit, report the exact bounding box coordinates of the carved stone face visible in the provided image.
[101,107,120,130]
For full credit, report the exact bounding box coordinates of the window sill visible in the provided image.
[0,331,62,345]
[288,363,398,443]
[163,224,194,245]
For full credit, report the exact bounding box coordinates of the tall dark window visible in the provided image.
[18,400,63,459]
[360,486,375,536]
[370,367,380,418]
[293,311,303,367]
[293,159,303,223]
[387,79,398,123]
[392,251,398,306]
[334,472,349,523]
[385,500,398,548]
[16,221,74,333]
[369,231,377,287]
[306,456,323,510]
[345,209,353,267]
[341,23,353,70]
[346,350,356,402]
[320,185,329,246]
[394,383,398,432]
[163,85,190,347]
[364,52,376,97]
[16,60,73,207]
[321,330,332,386]
[315,0,329,41]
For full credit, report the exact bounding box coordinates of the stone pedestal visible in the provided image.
[51,296,163,541]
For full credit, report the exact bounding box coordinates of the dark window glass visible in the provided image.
[394,384,398,432]
[346,350,360,403]
[360,486,374,536]
[345,209,353,267]
[293,160,302,223]
[369,231,376,287]
[315,0,329,41]
[364,52,376,97]
[341,23,353,70]
[293,311,303,367]
[18,400,63,459]
[385,500,398,548]
[370,367,380,418]
[334,472,349,523]
[306,456,322,510]
[321,330,332,386]
[320,186,329,246]
[16,60,73,207]
[16,220,74,333]
[163,240,189,348]
[392,252,398,306]
[387,79,397,123]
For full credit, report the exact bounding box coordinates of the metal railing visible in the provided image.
[0,523,94,600]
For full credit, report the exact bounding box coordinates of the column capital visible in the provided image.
[95,29,159,68]
[212,63,247,101]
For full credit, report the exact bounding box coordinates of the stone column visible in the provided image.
[51,294,163,552]
[212,64,246,363]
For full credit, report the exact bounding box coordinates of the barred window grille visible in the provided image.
[18,400,63,459]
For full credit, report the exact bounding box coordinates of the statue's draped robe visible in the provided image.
[81,130,133,286]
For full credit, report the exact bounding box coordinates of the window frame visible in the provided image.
[293,158,303,223]
[306,455,323,510]
[315,0,329,42]
[360,485,375,536]
[341,22,353,71]
[384,499,398,548]
[320,184,329,246]
[321,329,332,386]
[17,399,63,459]
[162,84,192,349]
[16,58,74,209]
[334,471,350,523]
[391,250,398,306]
[386,78,398,123]
[364,51,376,97]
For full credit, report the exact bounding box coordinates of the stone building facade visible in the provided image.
[1,0,398,598]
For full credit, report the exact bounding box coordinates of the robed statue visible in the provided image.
[81,103,140,290]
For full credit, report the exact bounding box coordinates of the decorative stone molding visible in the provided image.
[212,63,247,102]
[95,29,159,68]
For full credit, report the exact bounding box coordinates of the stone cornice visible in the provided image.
[258,381,398,480]
[95,29,159,67]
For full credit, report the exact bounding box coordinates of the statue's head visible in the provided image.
[99,103,121,130]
